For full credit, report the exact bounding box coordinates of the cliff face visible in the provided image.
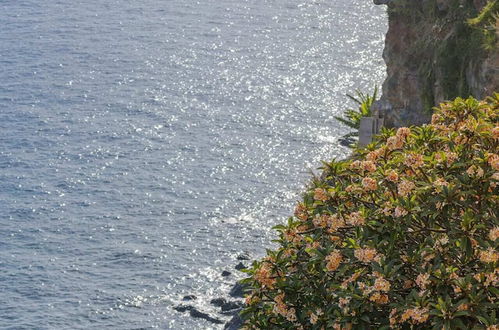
[374,0,498,127]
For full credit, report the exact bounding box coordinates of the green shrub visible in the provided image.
[468,1,499,28]
[468,0,499,51]
[241,95,499,329]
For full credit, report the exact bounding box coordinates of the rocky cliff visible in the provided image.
[374,0,498,127]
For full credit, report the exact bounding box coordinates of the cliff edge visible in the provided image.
[374,0,499,127]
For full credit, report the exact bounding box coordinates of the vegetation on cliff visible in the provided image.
[241,95,499,329]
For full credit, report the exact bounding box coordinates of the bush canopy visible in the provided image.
[242,95,499,329]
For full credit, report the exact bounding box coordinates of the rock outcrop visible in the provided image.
[374,0,498,127]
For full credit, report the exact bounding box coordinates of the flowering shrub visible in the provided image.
[241,95,499,329]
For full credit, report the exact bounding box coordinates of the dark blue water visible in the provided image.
[0,0,387,328]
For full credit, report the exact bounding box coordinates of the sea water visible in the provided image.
[0,0,386,328]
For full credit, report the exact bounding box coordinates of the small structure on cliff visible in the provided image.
[358,99,392,146]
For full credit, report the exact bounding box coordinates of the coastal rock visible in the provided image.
[182,295,197,301]
[221,270,231,277]
[224,313,243,330]
[234,262,246,271]
[373,0,393,5]
[173,304,193,313]
[236,252,251,260]
[210,297,227,307]
[221,301,243,312]
[174,304,224,324]
[189,308,224,324]
[229,282,248,298]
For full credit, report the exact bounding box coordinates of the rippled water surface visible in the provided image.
[0,0,387,328]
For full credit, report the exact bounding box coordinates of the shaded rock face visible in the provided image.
[375,0,498,127]
[471,43,499,100]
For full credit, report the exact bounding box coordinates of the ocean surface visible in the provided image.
[0,1,387,328]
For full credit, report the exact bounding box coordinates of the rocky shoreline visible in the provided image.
[172,253,250,329]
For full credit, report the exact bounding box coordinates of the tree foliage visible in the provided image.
[242,95,499,329]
